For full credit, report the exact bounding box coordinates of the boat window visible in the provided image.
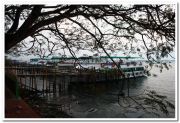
[131,68,135,71]
[136,67,144,71]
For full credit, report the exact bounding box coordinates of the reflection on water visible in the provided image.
[68,77,147,96]
[24,63,175,118]
[66,76,175,118]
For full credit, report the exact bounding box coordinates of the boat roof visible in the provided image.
[51,56,140,59]
[100,56,140,59]
[51,56,75,60]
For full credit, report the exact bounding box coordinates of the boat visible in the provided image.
[56,60,76,73]
[55,56,146,78]
[75,56,146,78]
[31,56,146,78]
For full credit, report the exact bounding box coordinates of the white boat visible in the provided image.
[75,56,146,78]
[53,56,146,78]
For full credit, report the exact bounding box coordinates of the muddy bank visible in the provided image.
[21,89,73,118]
[5,72,72,118]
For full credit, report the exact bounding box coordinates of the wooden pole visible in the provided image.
[43,75,45,95]
[46,68,48,93]
[32,76,34,89]
[15,78,20,99]
[29,77,31,91]
[25,76,27,89]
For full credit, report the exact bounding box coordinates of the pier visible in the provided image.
[5,65,124,95]
[5,65,125,116]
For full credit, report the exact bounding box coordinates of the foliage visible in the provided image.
[118,89,175,117]
[22,91,72,118]
[5,4,175,62]
[143,90,175,116]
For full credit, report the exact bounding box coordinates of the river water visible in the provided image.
[68,63,175,118]
[29,63,176,118]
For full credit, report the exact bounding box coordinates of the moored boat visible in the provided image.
[71,56,146,78]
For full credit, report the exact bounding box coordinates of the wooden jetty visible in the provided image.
[5,65,125,114]
[5,65,123,94]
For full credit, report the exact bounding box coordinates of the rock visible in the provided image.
[35,105,40,108]
[16,105,22,110]
[87,108,97,113]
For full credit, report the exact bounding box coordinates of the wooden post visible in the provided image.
[48,80,50,93]
[15,66,17,75]
[127,78,130,97]
[34,76,37,90]
[63,76,65,93]
[43,75,45,95]
[32,77,34,89]
[59,83,61,94]
[19,77,21,89]
[54,68,57,94]
[24,76,27,89]
[29,77,31,91]
[15,78,20,99]
[45,68,48,93]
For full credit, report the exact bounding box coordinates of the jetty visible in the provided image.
[5,65,124,94]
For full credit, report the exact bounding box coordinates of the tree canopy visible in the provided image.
[5,4,175,61]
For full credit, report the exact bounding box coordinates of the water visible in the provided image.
[26,63,176,118]
[67,63,175,118]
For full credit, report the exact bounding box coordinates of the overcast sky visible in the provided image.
[4,3,177,62]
